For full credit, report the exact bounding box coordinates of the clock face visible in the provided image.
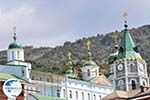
[117,64,124,71]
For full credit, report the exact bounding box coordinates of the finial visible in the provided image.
[122,11,128,29]
[13,26,17,42]
[67,51,72,60]
[13,26,16,33]
[86,40,91,50]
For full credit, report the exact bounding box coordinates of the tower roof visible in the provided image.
[118,20,142,60]
[9,42,23,49]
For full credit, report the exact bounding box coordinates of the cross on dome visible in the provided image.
[86,40,91,50]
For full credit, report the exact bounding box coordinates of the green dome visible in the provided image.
[8,42,23,49]
[83,60,98,67]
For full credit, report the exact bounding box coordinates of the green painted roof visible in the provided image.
[0,73,26,83]
[31,93,67,100]
[9,42,23,49]
[83,60,98,67]
[118,27,142,60]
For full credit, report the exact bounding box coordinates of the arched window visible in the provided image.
[17,51,19,59]
[63,89,65,97]
[142,80,146,86]
[75,91,78,99]
[82,92,84,100]
[128,62,137,72]
[94,94,96,100]
[12,51,15,60]
[99,95,101,100]
[87,69,90,76]
[57,90,60,97]
[143,81,146,86]
[118,80,124,90]
[88,93,90,100]
[69,90,72,98]
[118,80,124,86]
[131,80,136,90]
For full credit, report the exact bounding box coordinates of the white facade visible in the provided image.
[7,48,24,62]
[27,73,113,100]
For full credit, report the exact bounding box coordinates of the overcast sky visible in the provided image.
[0,0,150,50]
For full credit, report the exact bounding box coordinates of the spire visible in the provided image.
[118,12,142,59]
[13,26,17,42]
[85,39,92,60]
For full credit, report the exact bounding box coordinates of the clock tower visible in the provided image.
[110,12,149,91]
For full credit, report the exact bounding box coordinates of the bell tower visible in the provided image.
[112,12,149,91]
[7,26,24,62]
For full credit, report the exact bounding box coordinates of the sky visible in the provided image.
[0,0,150,50]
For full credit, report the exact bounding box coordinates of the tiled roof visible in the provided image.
[90,75,112,86]
[102,90,128,100]
[102,86,150,100]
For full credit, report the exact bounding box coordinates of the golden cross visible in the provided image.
[13,26,16,33]
[86,40,91,50]
[122,11,128,21]
[67,51,72,60]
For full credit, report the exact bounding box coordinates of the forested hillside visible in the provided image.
[0,25,150,75]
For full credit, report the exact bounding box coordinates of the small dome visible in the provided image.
[8,42,23,49]
[83,60,97,67]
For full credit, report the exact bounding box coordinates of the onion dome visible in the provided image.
[83,60,97,66]
[83,40,98,67]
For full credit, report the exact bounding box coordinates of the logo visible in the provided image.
[3,79,22,98]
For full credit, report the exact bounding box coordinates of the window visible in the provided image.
[118,80,124,86]
[82,92,84,100]
[75,91,78,99]
[21,68,25,77]
[131,80,136,90]
[88,93,90,100]
[69,90,72,98]
[47,78,49,82]
[118,80,124,90]
[57,90,60,97]
[95,69,97,75]
[94,94,96,100]
[128,62,137,72]
[99,95,101,100]
[63,89,66,97]
[143,81,146,86]
[87,69,90,76]
[17,51,19,59]
[32,76,35,80]
[12,51,15,60]
[40,77,42,81]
